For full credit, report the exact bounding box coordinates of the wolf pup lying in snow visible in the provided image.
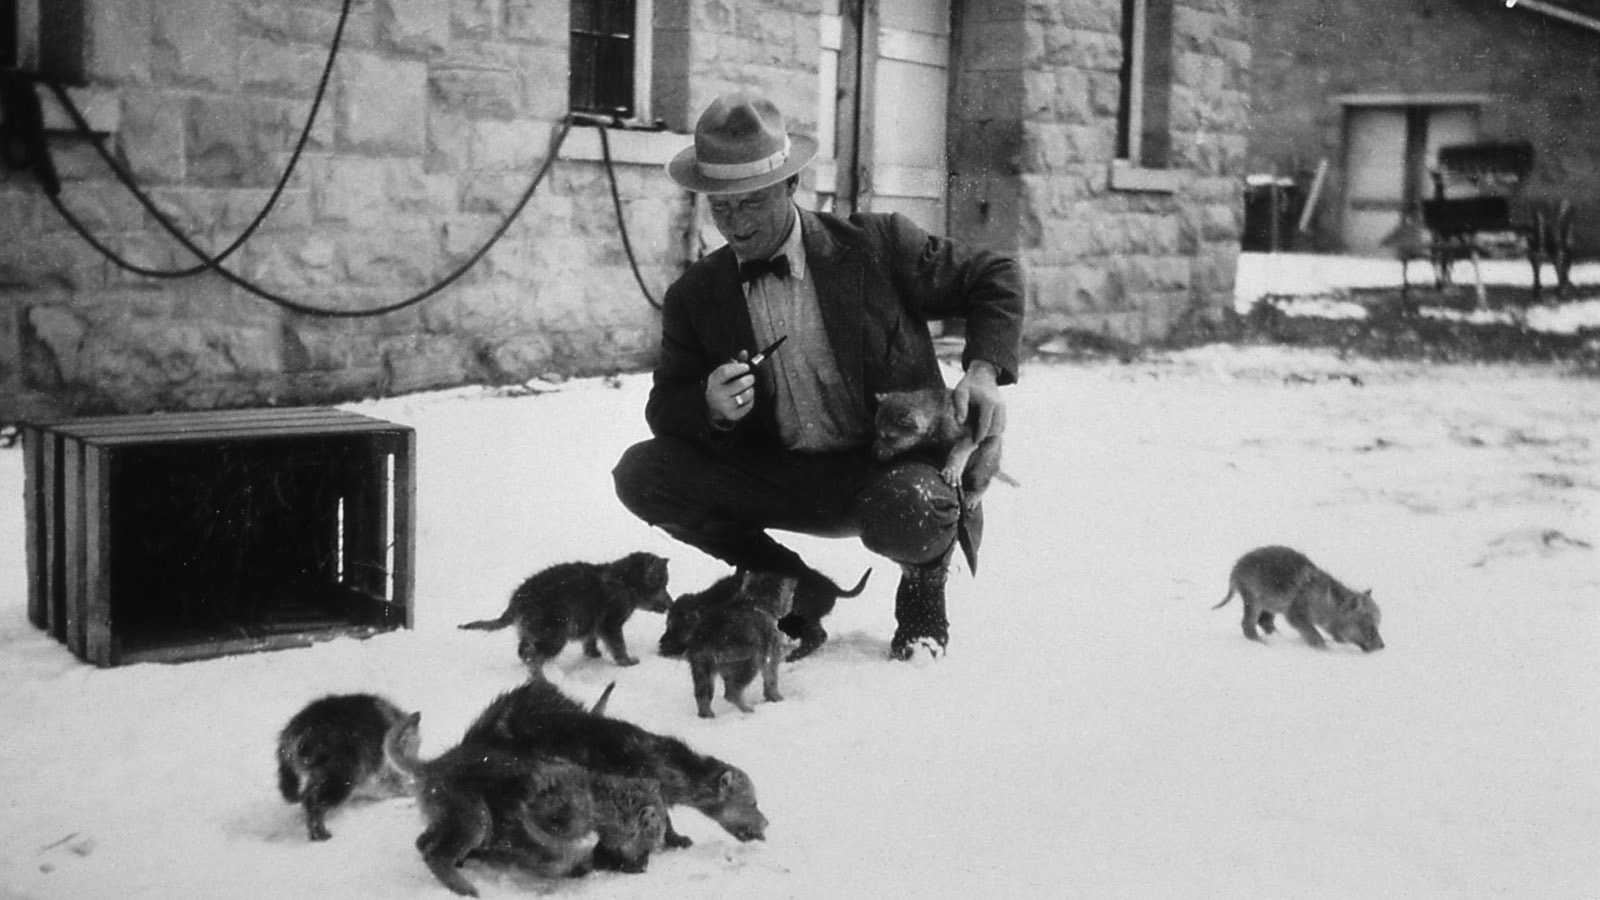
[458,552,673,671]
[383,718,602,896]
[872,387,1016,573]
[462,678,768,848]
[1214,545,1385,652]
[276,693,417,841]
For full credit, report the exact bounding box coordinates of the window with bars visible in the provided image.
[1117,0,1173,170]
[569,0,638,118]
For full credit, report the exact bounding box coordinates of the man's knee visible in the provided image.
[612,439,668,519]
[853,463,959,565]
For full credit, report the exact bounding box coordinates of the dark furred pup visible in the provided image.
[681,570,796,718]
[463,679,768,848]
[458,552,673,671]
[779,566,872,661]
[384,715,599,897]
[276,693,416,841]
[662,567,872,664]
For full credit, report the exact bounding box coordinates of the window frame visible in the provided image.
[568,0,655,127]
[1111,0,1178,193]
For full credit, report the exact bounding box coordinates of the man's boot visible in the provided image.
[890,547,951,660]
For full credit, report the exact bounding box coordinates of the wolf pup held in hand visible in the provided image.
[1215,546,1385,652]
[612,91,1023,661]
[872,386,1016,574]
[458,552,672,671]
[276,693,417,841]
[463,679,768,848]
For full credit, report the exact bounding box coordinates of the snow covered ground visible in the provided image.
[1234,251,1600,333]
[1,257,1597,900]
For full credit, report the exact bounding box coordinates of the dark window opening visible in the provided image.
[570,0,636,118]
[1117,0,1173,169]
[4,0,88,84]
[2,0,17,70]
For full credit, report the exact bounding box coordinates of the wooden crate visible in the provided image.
[21,407,415,666]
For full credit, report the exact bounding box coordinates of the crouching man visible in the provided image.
[612,91,1023,660]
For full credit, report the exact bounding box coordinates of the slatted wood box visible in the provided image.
[21,407,415,666]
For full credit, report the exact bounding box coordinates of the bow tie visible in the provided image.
[738,254,791,284]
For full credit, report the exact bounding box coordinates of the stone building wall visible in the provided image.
[1246,0,1600,255]
[1,0,1247,420]
[950,0,1250,345]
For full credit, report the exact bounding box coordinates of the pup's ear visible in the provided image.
[639,803,663,833]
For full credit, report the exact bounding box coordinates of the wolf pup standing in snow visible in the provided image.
[458,552,672,671]
[1214,545,1385,652]
[463,679,769,847]
[675,570,797,717]
[276,693,416,841]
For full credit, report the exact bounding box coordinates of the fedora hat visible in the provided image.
[666,92,818,194]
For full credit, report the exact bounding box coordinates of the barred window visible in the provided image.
[1117,0,1173,169]
[569,0,638,118]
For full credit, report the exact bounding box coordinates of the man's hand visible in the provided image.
[952,359,1005,442]
[706,351,756,427]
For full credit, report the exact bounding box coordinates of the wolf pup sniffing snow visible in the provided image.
[1214,545,1385,652]
[462,679,769,847]
[459,552,672,671]
[276,693,416,841]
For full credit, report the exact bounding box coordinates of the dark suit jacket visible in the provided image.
[645,208,1024,452]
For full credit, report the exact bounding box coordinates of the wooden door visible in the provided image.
[818,0,951,233]
[1341,104,1480,254]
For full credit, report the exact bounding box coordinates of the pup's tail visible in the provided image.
[1212,584,1237,610]
[457,610,513,631]
[994,470,1021,488]
[838,569,873,598]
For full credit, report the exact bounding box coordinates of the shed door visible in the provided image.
[818,0,951,233]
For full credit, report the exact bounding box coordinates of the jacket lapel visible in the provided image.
[801,210,865,404]
[707,249,758,361]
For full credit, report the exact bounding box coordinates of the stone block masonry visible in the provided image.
[0,0,1247,420]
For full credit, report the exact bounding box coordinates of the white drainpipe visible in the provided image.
[1503,0,1600,35]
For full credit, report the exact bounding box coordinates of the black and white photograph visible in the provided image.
[1,1,1597,898]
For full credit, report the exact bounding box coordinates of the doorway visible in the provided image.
[817,0,952,234]
[1341,102,1479,253]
